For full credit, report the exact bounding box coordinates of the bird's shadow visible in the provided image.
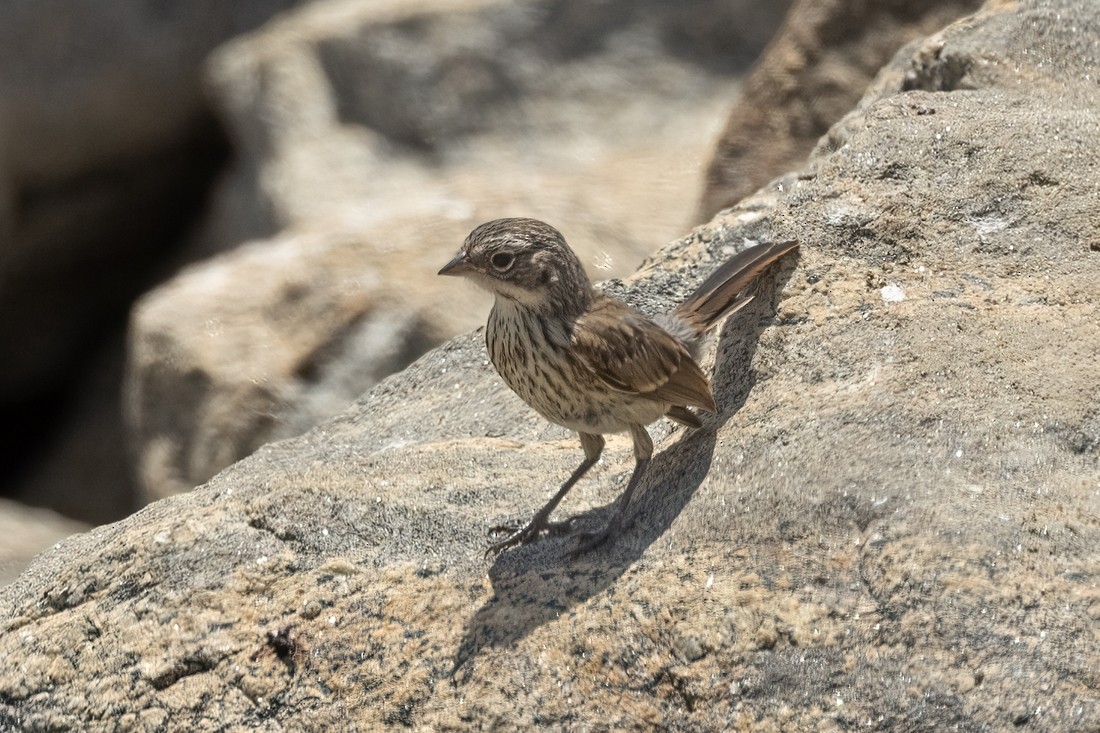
[451,259,799,679]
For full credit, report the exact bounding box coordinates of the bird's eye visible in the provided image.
[490,251,514,271]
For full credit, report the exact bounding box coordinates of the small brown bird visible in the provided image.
[439,218,798,556]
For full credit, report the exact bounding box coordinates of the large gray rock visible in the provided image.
[198,0,789,255]
[127,0,790,502]
[2,0,1098,730]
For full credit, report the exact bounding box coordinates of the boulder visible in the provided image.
[125,229,436,500]
[697,0,984,221]
[2,0,1098,730]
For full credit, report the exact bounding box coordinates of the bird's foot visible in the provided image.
[485,515,577,557]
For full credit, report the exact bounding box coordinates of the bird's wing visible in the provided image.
[571,297,716,413]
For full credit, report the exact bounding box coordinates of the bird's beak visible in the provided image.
[438,252,473,277]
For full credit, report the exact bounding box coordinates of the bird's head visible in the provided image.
[439,218,592,312]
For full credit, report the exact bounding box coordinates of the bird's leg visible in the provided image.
[486,433,605,557]
[571,424,653,556]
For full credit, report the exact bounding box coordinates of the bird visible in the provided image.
[439,218,798,556]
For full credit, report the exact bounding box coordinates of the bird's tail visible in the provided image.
[669,239,800,336]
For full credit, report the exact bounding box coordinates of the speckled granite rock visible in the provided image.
[2,0,1098,730]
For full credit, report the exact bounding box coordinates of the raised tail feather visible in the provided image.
[671,239,800,334]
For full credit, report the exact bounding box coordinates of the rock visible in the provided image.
[125,229,436,501]
[2,0,1098,730]
[198,0,789,257]
[128,0,788,501]
[0,0,305,400]
[696,0,984,222]
[0,499,88,587]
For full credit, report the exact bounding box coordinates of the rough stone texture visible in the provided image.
[127,0,789,502]
[2,0,1099,730]
[696,0,985,222]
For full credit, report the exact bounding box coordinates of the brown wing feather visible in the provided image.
[572,297,716,413]
[673,240,799,333]
[665,405,703,428]
[653,356,716,412]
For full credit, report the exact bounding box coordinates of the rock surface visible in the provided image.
[2,0,1099,731]
[697,0,984,222]
[127,0,789,502]
[125,229,436,500]
[0,500,88,588]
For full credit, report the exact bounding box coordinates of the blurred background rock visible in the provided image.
[1,0,982,581]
